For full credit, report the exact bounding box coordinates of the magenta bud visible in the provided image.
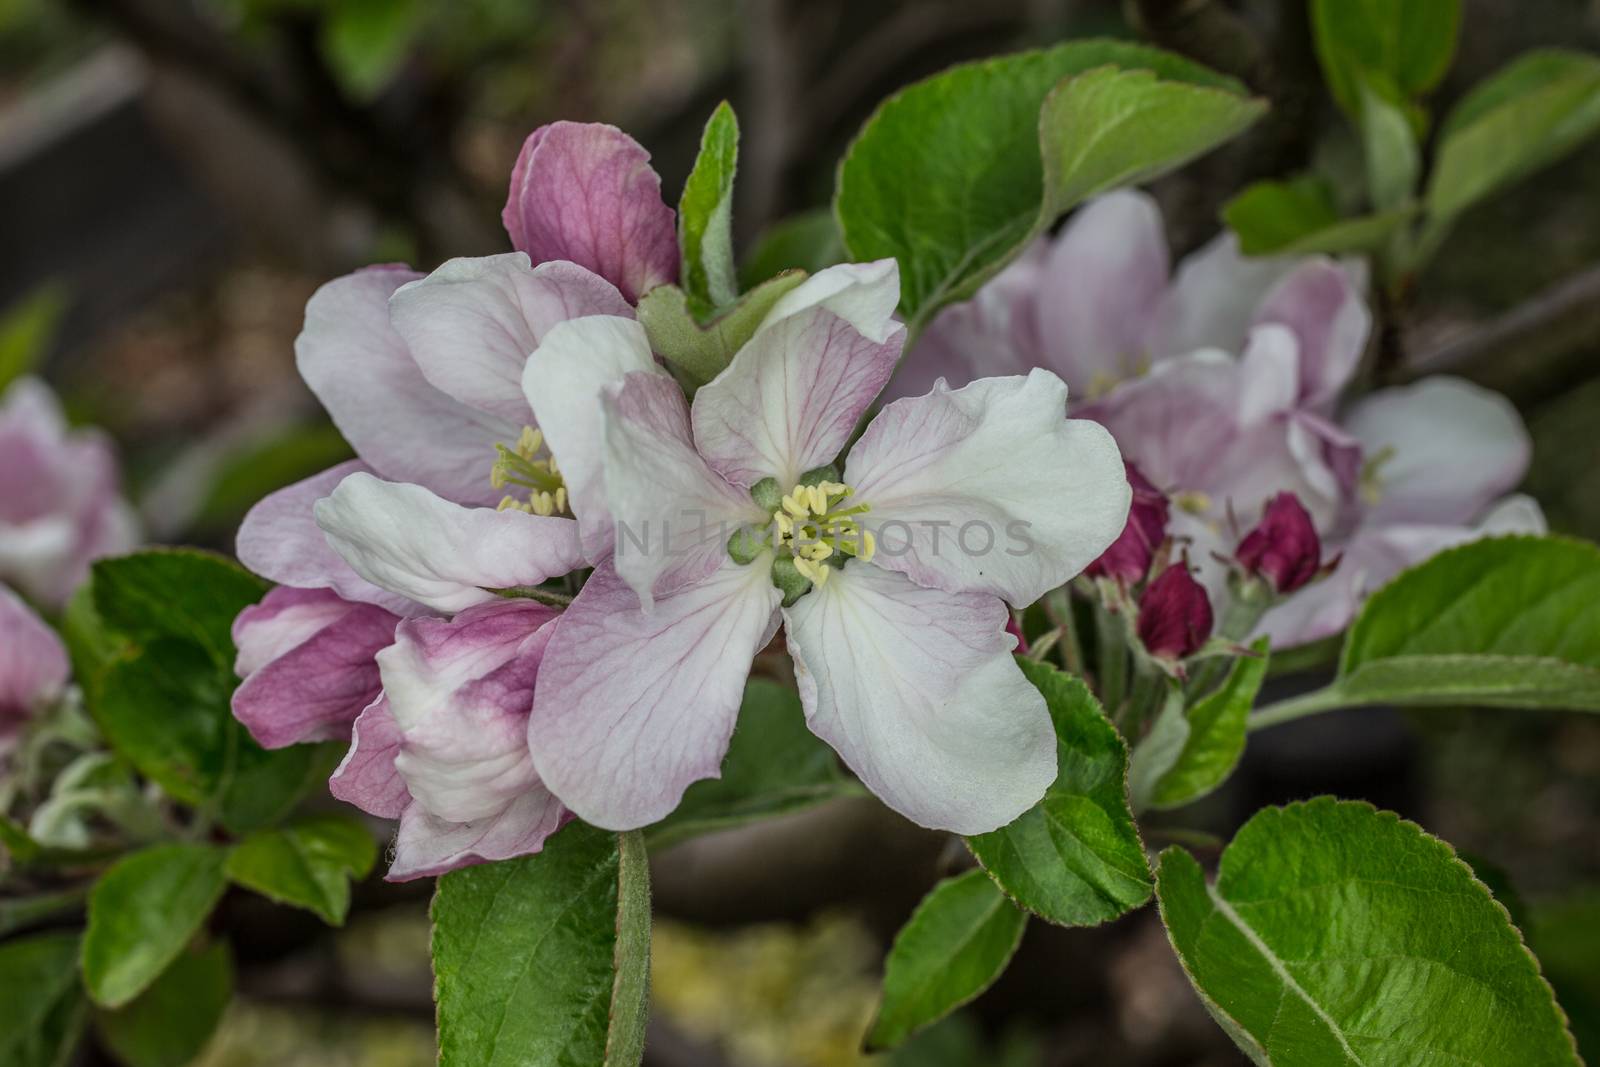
[1236,492,1323,594]
[1086,462,1169,583]
[1136,558,1213,660]
[1004,614,1029,655]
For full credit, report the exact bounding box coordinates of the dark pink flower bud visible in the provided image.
[1236,492,1322,593]
[1136,558,1213,660]
[1004,614,1028,655]
[1086,462,1169,583]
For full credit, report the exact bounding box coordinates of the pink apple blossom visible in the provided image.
[0,583,68,757]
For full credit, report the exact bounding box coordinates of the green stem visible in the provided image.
[1042,588,1086,677]
[1247,686,1357,732]
[1189,593,1269,698]
[1095,601,1129,716]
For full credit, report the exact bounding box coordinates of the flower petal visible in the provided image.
[693,307,904,489]
[602,371,760,608]
[387,790,568,881]
[502,122,678,303]
[848,369,1130,606]
[758,259,902,344]
[390,254,631,425]
[1153,232,1296,357]
[523,315,667,561]
[1034,190,1171,397]
[1345,376,1532,526]
[329,697,410,819]
[235,461,421,616]
[296,266,517,506]
[379,599,557,823]
[314,472,584,613]
[528,558,780,830]
[0,583,68,740]
[1251,258,1369,408]
[783,563,1054,834]
[230,588,400,749]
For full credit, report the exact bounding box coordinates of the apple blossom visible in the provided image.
[0,583,68,757]
[1136,557,1214,662]
[1235,492,1325,594]
[512,261,1130,835]
[0,378,138,609]
[1084,461,1169,584]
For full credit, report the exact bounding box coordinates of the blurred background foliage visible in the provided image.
[2,1,1599,1064]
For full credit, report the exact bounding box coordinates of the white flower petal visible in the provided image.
[783,563,1054,834]
[314,472,584,613]
[387,789,567,881]
[759,259,901,344]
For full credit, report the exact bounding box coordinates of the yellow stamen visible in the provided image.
[488,425,568,515]
[765,478,870,590]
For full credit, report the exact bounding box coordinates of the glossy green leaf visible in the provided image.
[678,101,740,314]
[1311,0,1460,118]
[1312,536,1600,713]
[91,549,266,668]
[836,41,1260,328]
[739,209,843,290]
[225,814,378,925]
[1128,683,1188,814]
[867,868,1027,1050]
[1223,176,1412,256]
[1427,50,1600,226]
[636,271,806,388]
[0,285,68,393]
[1360,80,1420,213]
[965,660,1151,927]
[82,844,229,1009]
[432,822,652,1067]
[94,639,232,807]
[1157,797,1578,1066]
[648,678,855,848]
[93,942,232,1067]
[1149,640,1269,810]
[0,932,86,1067]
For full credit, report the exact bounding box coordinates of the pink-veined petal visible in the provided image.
[848,369,1129,606]
[502,122,678,303]
[0,584,68,750]
[758,259,902,344]
[391,254,631,425]
[783,563,1054,834]
[693,307,904,489]
[1251,258,1370,409]
[329,696,410,819]
[527,558,780,830]
[1152,232,1297,358]
[314,473,584,613]
[387,790,568,882]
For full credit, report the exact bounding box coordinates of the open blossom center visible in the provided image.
[771,480,875,587]
[491,426,568,517]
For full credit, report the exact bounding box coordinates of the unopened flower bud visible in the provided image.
[1086,462,1168,583]
[1236,492,1322,594]
[1136,558,1213,660]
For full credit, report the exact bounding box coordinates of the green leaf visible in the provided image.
[1156,797,1578,1066]
[836,41,1262,329]
[1149,640,1269,810]
[432,822,653,1067]
[1360,79,1420,213]
[0,932,87,1067]
[0,885,87,938]
[1530,892,1600,1062]
[1427,49,1600,226]
[214,738,340,836]
[1311,0,1461,118]
[1127,683,1188,814]
[93,943,232,1067]
[193,422,353,532]
[1223,176,1413,256]
[225,814,378,925]
[82,844,228,1009]
[867,868,1027,1050]
[678,101,740,314]
[648,678,855,848]
[59,582,129,713]
[91,549,267,668]
[636,271,807,388]
[965,659,1151,927]
[321,0,424,100]
[95,639,233,807]
[0,284,69,393]
[739,209,843,290]
[1307,536,1600,713]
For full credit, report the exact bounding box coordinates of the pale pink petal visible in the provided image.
[783,563,1054,834]
[314,473,585,613]
[329,697,410,819]
[847,370,1129,606]
[296,266,517,507]
[522,315,668,562]
[1033,190,1171,398]
[693,307,904,489]
[387,790,568,881]
[230,589,400,749]
[602,372,762,608]
[379,599,557,823]
[0,584,68,750]
[1344,376,1532,526]
[758,259,902,344]
[1152,232,1297,358]
[502,122,678,303]
[390,254,631,425]
[235,461,421,616]
[528,558,781,830]
[1252,259,1370,408]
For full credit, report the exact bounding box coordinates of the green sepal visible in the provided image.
[770,556,811,607]
[726,525,768,566]
[750,477,784,513]
[798,464,840,487]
